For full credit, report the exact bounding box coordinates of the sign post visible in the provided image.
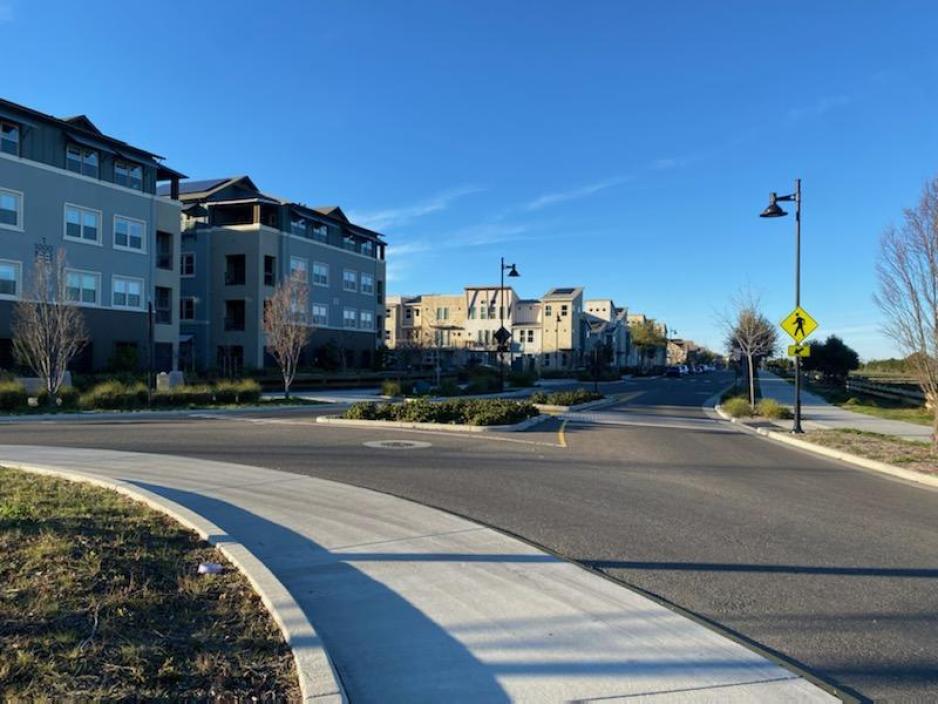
[780,303,819,432]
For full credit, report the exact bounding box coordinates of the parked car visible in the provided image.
[665,366,682,378]
[678,365,690,375]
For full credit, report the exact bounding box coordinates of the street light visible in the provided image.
[760,178,803,433]
[498,257,520,392]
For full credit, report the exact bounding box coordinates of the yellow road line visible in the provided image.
[557,419,568,448]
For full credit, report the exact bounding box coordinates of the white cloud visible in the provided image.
[349,185,484,231]
[787,94,851,121]
[523,177,628,212]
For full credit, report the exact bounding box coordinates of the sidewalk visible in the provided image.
[0,444,835,703]
[759,371,931,442]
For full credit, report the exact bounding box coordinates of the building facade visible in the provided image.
[170,177,387,373]
[0,98,183,372]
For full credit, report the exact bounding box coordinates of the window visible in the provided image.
[155,287,172,324]
[343,308,358,328]
[66,144,99,178]
[527,330,534,343]
[561,304,569,317]
[343,235,357,252]
[0,260,21,298]
[360,310,374,330]
[468,306,476,319]
[343,270,357,292]
[361,240,375,257]
[65,270,100,305]
[361,273,375,295]
[436,307,449,321]
[289,256,308,282]
[225,254,246,285]
[114,160,143,190]
[0,188,22,230]
[156,231,172,269]
[112,276,143,309]
[180,297,196,320]
[264,255,275,286]
[312,223,328,242]
[224,300,245,331]
[291,216,307,237]
[545,304,552,318]
[312,303,328,326]
[312,261,329,286]
[0,121,19,156]
[114,216,146,252]
[64,205,100,243]
[479,305,487,320]
[181,252,195,277]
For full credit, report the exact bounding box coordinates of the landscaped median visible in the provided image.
[317,397,547,432]
[529,388,607,412]
[0,466,300,701]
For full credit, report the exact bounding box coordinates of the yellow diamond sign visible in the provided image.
[787,344,811,357]
[780,306,818,343]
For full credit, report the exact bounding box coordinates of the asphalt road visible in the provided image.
[2,372,936,702]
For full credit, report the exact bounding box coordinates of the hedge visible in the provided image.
[79,379,263,410]
[343,398,539,426]
[37,386,81,410]
[529,388,604,406]
[0,381,29,412]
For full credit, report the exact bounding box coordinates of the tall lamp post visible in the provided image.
[760,178,803,433]
[498,257,520,392]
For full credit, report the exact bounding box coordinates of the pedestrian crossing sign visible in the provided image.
[787,344,811,357]
[780,306,818,343]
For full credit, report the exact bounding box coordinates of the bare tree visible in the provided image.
[875,176,938,446]
[12,250,87,406]
[721,290,777,407]
[263,272,312,398]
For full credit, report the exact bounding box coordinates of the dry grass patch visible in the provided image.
[807,429,938,475]
[0,467,300,702]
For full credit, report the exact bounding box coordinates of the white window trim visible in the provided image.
[181,251,196,278]
[359,310,374,331]
[65,267,102,307]
[63,203,103,247]
[111,274,145,310]
[343,269,358,292]
[290,255,309,282]
[360,273,375,295]
[113,214,148,254]
[0,258,22,300]
[0,187,24,232]
[312,261,330,287]
[343,307,358,328]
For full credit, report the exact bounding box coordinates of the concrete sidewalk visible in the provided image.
[759,370,931,442]
[0,445,837,703]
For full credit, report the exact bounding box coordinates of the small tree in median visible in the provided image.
[263,273,312,398]
[12,250,87,406]
[721,291,777,408]
[875,175,938,446]
[630,320,666,371]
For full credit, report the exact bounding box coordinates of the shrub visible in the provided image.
[755,398,793,420]
[211,379,260,405]
[37,386,80,410]
[0,381,28,412]
[381,379,414,397]
[80,381,148,410]
[341,398,539,426]
[722,396,752,418]
[531,388,603,407]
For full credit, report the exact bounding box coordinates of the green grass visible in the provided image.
[0,467,299,702]
[807,429,937,474]
[793,377,933,427]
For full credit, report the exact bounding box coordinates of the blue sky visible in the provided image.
[3,1,937,358]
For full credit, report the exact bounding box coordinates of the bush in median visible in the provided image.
[530,388,604,407]
[722,396,752,418]
[755,398,793,420]
[37,386,81,410]
[342,398,539,426]
[79,381,149,410]
[0,381,28,412]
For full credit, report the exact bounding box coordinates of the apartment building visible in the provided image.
[537,287,585,370]
[584,299,631,368]
[166,176,387,373]
[0,98,183,372]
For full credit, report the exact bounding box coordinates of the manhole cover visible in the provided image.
[363,440,433,450]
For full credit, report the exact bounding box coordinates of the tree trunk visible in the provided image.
[284,375,291,400]
[747,353,756,408]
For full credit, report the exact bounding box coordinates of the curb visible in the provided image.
[713,404,938,490]
[1,461,347,704]
[315,412,551,433]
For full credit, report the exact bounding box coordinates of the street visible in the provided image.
[3,372,937,702]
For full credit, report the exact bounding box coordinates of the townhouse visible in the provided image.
[167,176,387,373]
[0,98,183,372]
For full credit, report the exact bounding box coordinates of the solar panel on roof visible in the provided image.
[551,288,576,294]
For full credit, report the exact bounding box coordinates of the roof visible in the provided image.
[517,298,540,304]
[0,97,182,176]
[157,177,231,196]
[313,206,349,222]
[543,286,583,299]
